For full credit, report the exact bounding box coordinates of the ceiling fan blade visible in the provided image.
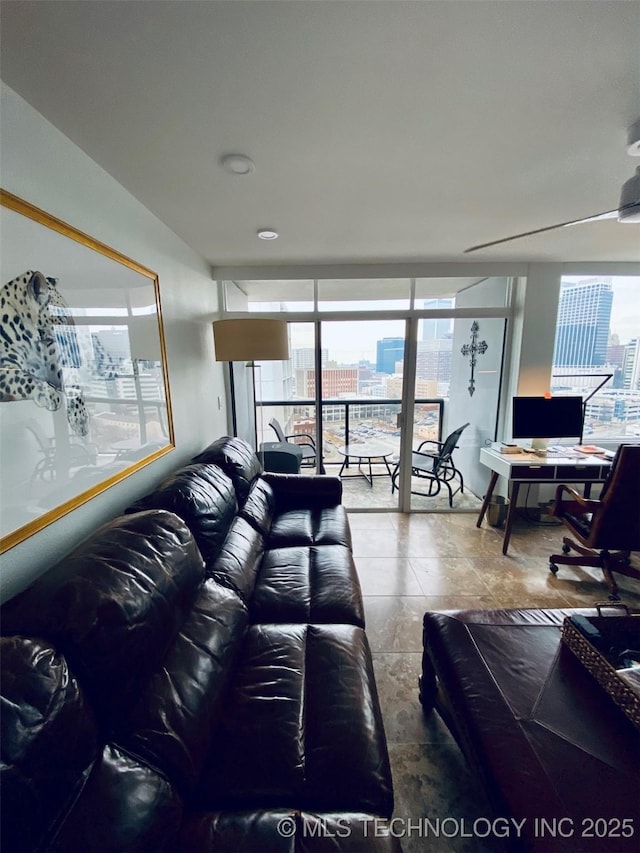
[463,208,619,253]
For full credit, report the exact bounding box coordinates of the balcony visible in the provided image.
[258,398,482,511]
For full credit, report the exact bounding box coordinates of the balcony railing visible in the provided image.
[257,397,444,471]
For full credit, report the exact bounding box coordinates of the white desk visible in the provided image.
[477,447,611,554]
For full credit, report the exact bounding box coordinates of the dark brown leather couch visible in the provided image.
[1,437,399,853]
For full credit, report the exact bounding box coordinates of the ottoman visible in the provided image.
[420,607,640,852]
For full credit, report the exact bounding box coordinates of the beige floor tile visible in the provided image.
[347,507,640,849]
[371,653,453,745]
[357,559,424,596]
[347,512,397,530]
[409,558,492,596]
[420,594,500,611]
[363,596,428,653]
[388,743,501,853]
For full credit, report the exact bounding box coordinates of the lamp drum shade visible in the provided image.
[213,318,290,361]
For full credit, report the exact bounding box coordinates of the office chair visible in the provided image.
[391,422,470,507]
[549,444,640,600]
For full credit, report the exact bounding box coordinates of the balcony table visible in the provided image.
[337,444,394,487]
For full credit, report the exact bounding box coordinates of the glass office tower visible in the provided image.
[376,337,405,374]
[553,279,613,367]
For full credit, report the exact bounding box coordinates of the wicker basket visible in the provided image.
[561,607,640,729]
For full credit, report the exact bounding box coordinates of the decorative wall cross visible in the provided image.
[461,321,488,397]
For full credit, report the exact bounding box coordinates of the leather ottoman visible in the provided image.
[420,607,640,852]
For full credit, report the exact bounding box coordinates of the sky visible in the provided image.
[290,276,639,364]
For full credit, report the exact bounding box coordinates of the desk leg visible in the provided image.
[477,471,499,528]
[502,481,520,555]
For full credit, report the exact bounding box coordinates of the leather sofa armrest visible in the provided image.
[262,473,343,508]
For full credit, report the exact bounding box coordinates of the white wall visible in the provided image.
[0,84,228,602]
[448,278,509,498]
[512,264,563,398]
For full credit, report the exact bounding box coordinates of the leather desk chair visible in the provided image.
[550,444,640,599]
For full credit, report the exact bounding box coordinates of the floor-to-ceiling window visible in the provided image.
[257,320,316,455]
[221,275,511,511]
[550,275,640,443]
[318,318,407,509]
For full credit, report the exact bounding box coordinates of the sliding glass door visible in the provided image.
[406,279,508,509]
[239,274,510,512]
[319,319,405,509]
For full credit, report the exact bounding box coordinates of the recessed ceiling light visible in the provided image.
[257,229,279,240]
[220,154,255,175]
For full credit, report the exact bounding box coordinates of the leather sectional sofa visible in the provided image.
[1,437,399,852]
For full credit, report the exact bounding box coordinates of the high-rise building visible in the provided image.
[623,339,640,390]
[387,375,438,398]
[553,279,613,367]
[376,337,404,374]
[298,368,358,398]
[416,339,452,383]
[293,348,328,370]
[421,299,454,341]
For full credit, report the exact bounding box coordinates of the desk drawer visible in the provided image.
[510,465,550,480]
[555,464,603,480]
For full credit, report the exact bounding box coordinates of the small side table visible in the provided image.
[259,441,303,473]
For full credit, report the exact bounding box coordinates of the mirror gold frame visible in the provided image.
[0,190,175,553]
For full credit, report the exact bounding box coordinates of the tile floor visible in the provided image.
[347,509,640,853]
[335,462,482,512]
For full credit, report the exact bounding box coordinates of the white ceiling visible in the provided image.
[1,0,639,267]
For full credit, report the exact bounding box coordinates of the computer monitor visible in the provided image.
[511,396,584,442]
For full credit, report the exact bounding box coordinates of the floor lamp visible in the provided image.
[212,318,290,454]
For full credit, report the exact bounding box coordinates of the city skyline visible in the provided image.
[563,276,638,346]
[289,276,638,365]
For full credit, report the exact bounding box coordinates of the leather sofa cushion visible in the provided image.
[252,544,365,627]
[208,517,266,605]
[268,505,352,549]
[180,810,403,852]
[119,579,248,793]
[127,463,237,565]
[0,636,98,853]
[192,437,263,506]
[239,478,276,538]
[1,511,205,726]
[263,472,343,510]
[50,745,183,853]
[0,636,183,853]
[197,623,393,818]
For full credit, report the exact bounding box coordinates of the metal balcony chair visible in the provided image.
[268,417,317,468]
[26,419,97,482]
[549,443,640,600]
[391,422,470,507]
